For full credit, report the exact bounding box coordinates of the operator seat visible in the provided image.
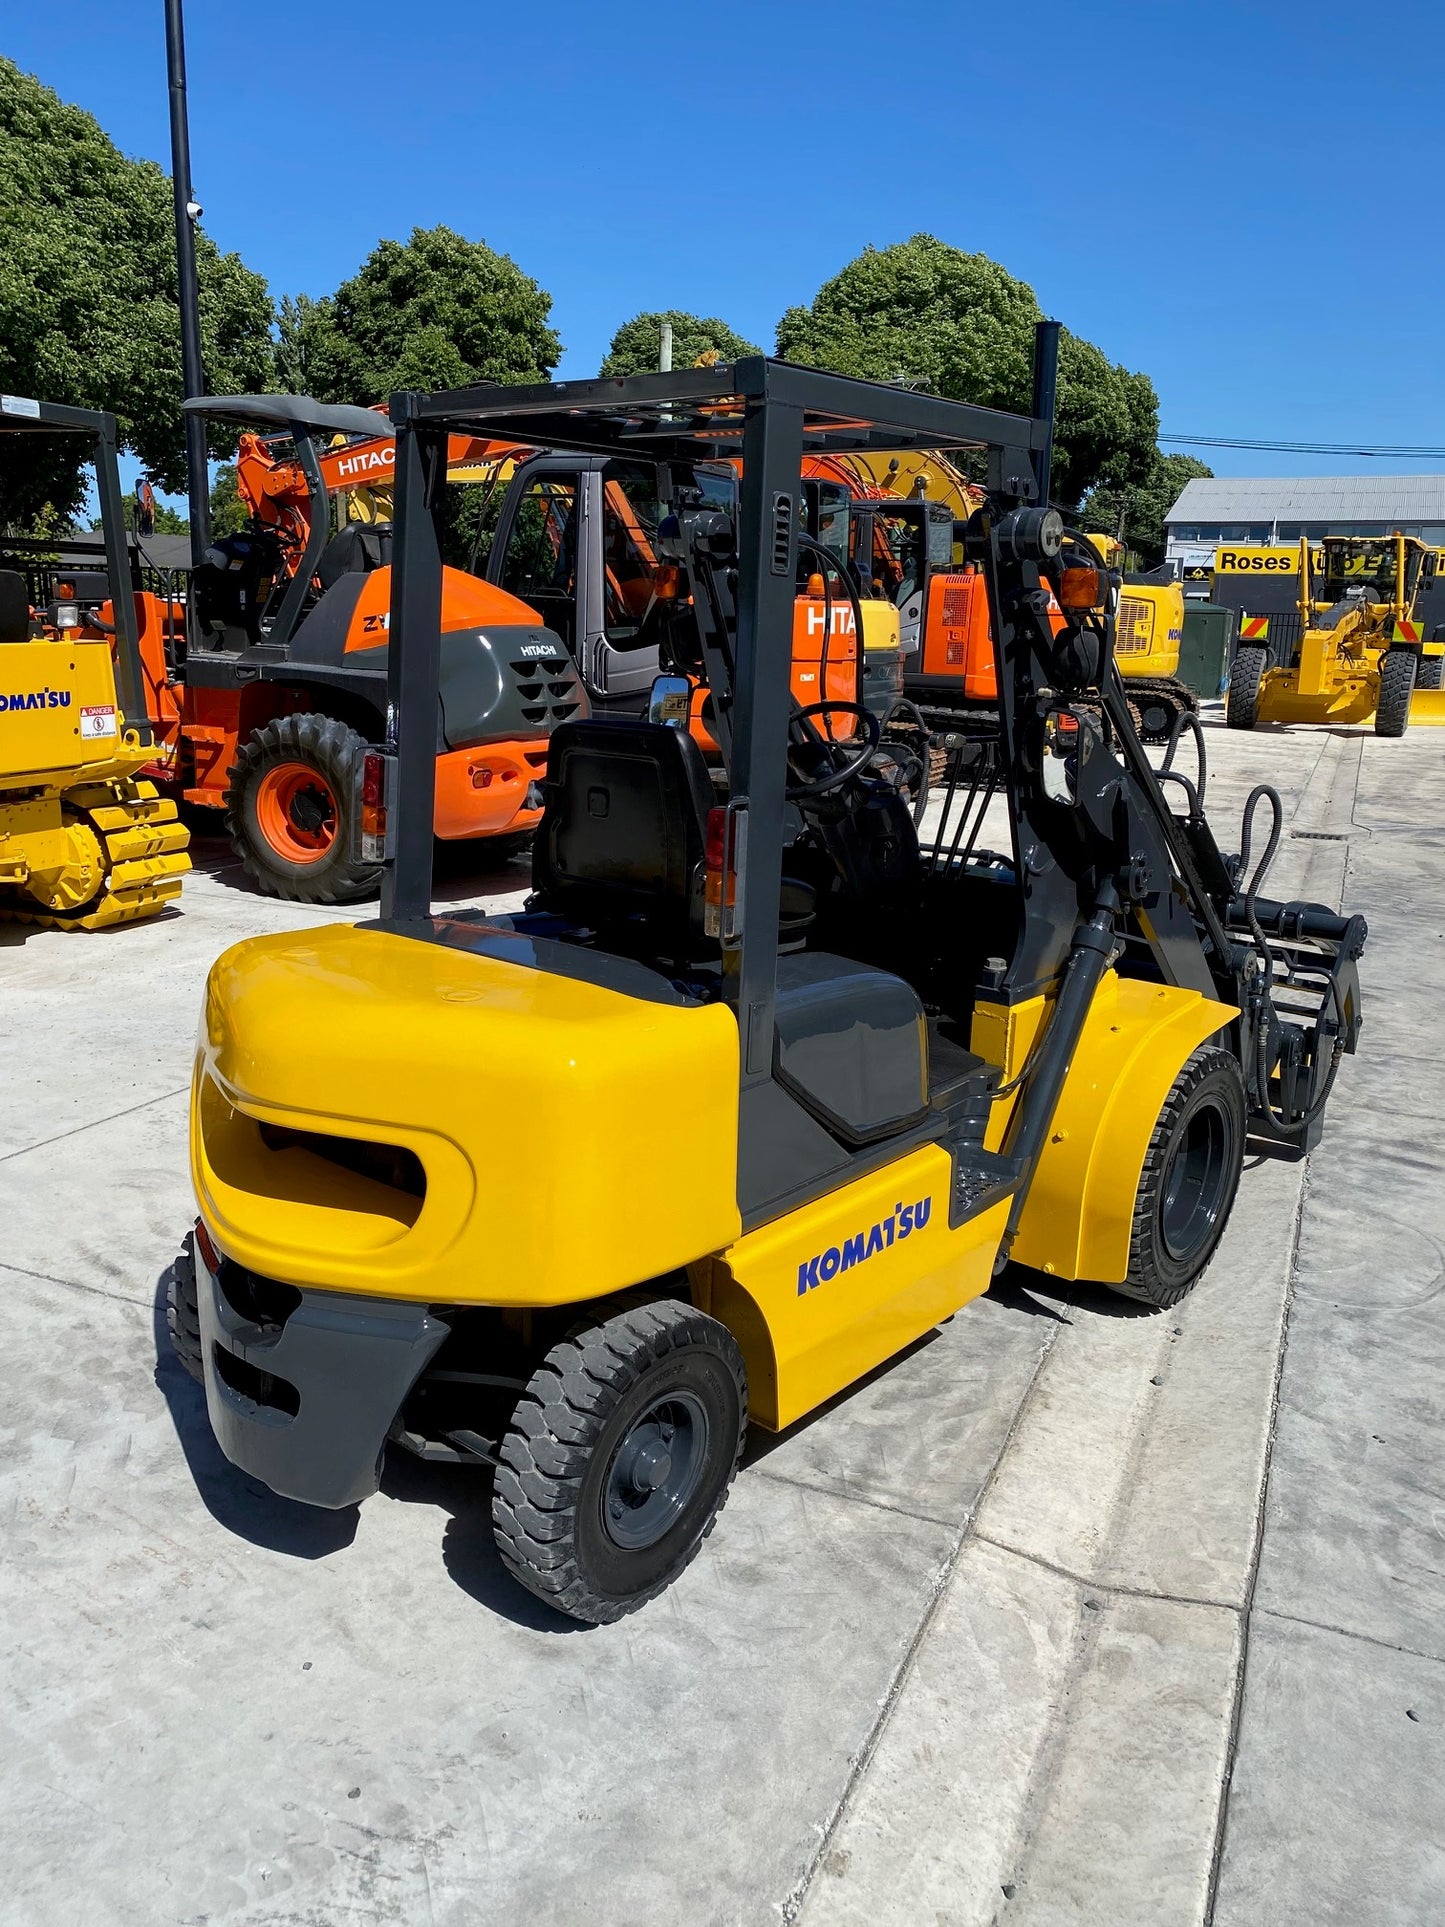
[317,524,391,591]
[531,717,814,962]
[0,569,30,643]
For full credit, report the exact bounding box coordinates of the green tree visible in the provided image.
[600,310,761,377]
[1081,453,1214,565]
[209,462,248,537]
[776,234,1159,508]
[273,293,337,395]
[293,226,561,405]
[0,57,274,528]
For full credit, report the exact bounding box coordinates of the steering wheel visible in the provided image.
[785,701,882,800]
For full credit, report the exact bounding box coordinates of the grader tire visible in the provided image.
[1375,647,1417,738]
[1226,646,1268,730]
[1417,652,1443,692]
[1108,1046,1247,1310]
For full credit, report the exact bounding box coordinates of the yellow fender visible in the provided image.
[1009,973,1236,1285]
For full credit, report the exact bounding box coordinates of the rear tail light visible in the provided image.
[358,749,395,862]
[704,803,747,940]
[193,1217,220,1275]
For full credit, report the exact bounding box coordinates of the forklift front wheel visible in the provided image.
[1110,1046,1246,1309]
[492,1298,747,1625]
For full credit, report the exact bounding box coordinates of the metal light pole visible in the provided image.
[164,0,211,561]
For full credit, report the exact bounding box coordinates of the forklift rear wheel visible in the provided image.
[1226,647,1267,729]
[225,713,382,904]
[492,1298,747,1624]
[1375,648,1417,738]
[1110,1046,1246,1309]
[166,1239,204,1385]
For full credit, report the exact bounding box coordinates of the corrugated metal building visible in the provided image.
[1164,475,1445,573]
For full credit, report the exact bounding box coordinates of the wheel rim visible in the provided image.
[602,1390,711,1551]
[1160,1102,1232,1262]
[254,761,338,863]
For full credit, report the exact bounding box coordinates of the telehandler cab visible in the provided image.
[175,341,1368,1624]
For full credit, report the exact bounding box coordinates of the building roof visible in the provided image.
[1165,474,1445,523]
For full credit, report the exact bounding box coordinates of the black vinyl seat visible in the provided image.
[317,524,391,591]
[531,717,813,961]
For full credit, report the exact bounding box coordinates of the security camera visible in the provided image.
[186,199,203,221]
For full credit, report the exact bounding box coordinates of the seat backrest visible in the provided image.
[0,569,29,643]
[318,524,391,591]
[531,718,716,949]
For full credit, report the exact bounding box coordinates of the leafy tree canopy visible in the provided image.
[292,226,561,405]
[776,234,1159,508]
[0,57,274,527]
[600,310,762,377]
[1081,452,1214,564]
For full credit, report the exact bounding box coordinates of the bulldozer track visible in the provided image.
[1,777,190,931]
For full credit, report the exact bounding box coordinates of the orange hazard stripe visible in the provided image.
[1240,615,1269,640]
[1392,619,1422,643]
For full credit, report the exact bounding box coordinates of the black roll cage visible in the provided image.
[0,395,154,746]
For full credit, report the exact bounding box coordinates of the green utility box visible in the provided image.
[1180,603,1235,696]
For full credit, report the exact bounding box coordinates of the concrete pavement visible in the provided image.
[2,722,1442,1925]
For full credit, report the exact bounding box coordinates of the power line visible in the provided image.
[1161,433,1445,460]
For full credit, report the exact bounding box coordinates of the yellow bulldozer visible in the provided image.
[1227,532,1445,736]
[0,398,190,928]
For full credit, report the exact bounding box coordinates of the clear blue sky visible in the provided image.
[7,0,1442,483]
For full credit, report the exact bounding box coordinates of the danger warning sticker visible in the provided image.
[79,705,117,740]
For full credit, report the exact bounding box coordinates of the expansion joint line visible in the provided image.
[778,1323,1064,1925]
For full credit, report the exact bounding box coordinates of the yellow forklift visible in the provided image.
[0,397,189,928]
[173,341,1367,1623]
[1227,532,1444,735]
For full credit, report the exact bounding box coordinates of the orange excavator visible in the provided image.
[95,396,585,903]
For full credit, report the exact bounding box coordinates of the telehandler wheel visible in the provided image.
[1109,1046,1246,1310]
[1226,646,1267,729]
[1375,648,1417,738]
[225,713,382,904]
[492,1298,747,1625]
[166,1239,204,1385]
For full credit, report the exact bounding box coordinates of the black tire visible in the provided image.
[224,712,382,904]
[1375,647,1416,738]
[166,1239,204,1384]
[1417,651,1443,692]
[1226,645,1267,729]
[1108,1046,1247,1309]
[492,1298,747,1624]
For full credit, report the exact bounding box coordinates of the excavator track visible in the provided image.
[1123,678,1201,745]
[1,777,190,931]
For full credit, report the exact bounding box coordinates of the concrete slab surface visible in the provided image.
[2,721,1443,1925]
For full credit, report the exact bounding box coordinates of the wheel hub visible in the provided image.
[603,1392,709,1550]
[1161,1104,1230,1261]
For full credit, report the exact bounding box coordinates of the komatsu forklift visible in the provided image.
[174,340,1367,1624]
